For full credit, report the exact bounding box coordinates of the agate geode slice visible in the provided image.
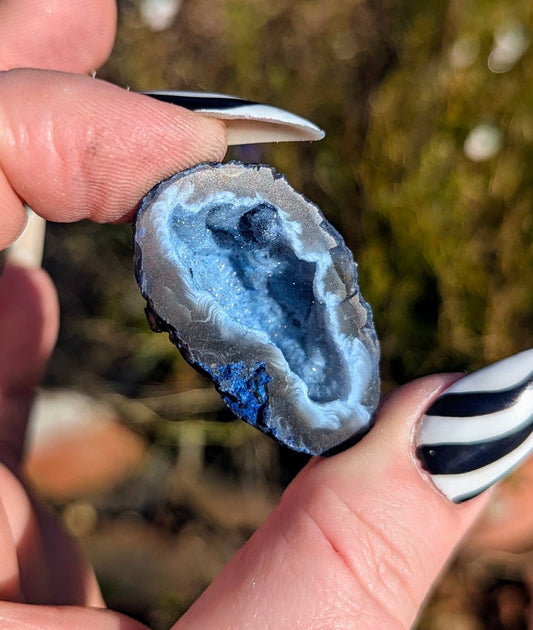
[134,162,380,455]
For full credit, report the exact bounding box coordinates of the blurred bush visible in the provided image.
[48,0,533,393]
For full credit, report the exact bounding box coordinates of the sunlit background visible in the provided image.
[29,0,533,627]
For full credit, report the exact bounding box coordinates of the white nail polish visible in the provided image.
[6,208,46,268]
[143,90,325,145]
[416,349,533,503]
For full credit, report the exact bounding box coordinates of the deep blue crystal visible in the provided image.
[134,162,380,455]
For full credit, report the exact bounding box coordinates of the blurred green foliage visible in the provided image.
[63,0,532,395]
[361,0,533,382]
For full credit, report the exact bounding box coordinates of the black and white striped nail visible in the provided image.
[416,349,533,503]
[143,90,325,146]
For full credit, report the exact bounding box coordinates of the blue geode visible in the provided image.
[134,161,380,455]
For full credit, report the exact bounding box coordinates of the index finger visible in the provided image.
[0,69,227,249]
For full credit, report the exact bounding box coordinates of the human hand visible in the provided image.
[1,2,529,629]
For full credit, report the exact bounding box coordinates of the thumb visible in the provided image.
[175,351,533,629]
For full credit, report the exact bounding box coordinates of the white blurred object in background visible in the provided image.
[463,123,502,162]
[140,0,182,31]
[488,20,529,73]
[449,36,479,69]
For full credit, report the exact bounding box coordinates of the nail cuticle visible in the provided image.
[409,375,463,500]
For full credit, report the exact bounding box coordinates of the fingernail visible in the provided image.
[416,349,533,503]
[5,208,46,268]
[142,90,325,146]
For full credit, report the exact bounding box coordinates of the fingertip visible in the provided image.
[184,115,228,164]
[0,71,229,227]
[144,100,229,177]
[210,118,229,161]
[141,91,228,162]
[0,170,27,251]
[84,91,229,222]
[307,373,488,521]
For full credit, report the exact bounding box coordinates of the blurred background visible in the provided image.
[27,0,533,627]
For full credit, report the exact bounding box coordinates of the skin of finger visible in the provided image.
[0,495,22,603]
[0,265,99,606]
[0,601,150,630]
[0,265,59,468]
[30,497,104,606]
[0,0,117,73]
[0,465,49,604]
[0,265,55,603]
[175,376,490,630]
[0,455,103,607]
[0,168,26,247]
[0,69,227,250]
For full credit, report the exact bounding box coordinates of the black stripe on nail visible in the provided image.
[145,93,258,111]
[453,478,500,503]
[425,371,533,417]
[417,413,533,474]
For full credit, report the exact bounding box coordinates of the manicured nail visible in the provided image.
[143,90,325,145]
[5,208,46,268]
[416,349,533,503]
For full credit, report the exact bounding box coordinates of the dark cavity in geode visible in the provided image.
[133,161,380,455]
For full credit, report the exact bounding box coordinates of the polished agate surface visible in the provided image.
[134,162,380,455]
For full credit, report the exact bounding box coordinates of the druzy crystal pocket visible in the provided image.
[134,162,380,455]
